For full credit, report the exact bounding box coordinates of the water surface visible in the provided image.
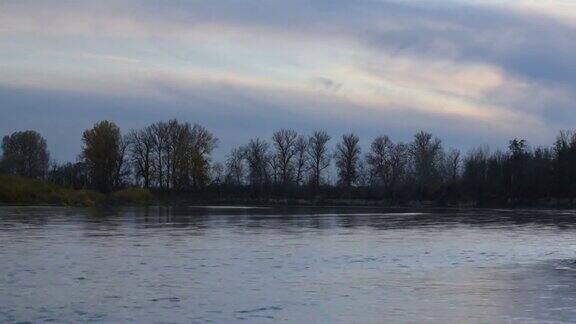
[2,206,576,323]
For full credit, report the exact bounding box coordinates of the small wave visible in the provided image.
[236,306,283,314]
[555,266,576,271]
[315,212,428,216]
[192,206,271,209]
[553,259,576,271]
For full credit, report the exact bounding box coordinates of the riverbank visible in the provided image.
[151,196,576,209]
[0,174,152,206]
[3,174,576,209]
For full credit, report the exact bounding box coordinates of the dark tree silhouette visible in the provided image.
[243,138,270,190]
[366,135,393,187]
[443,148,461,183]
[410,131,443,198]
[81,120,125,193]
[334,133,361,189]
[294,135,308,186]
[225,147,246,186]
[8,122,576,207]
[126,120,217,191]
[272,129,299,186]
[1,130,50,179]
[48,162,90,189]
[127,128,153,188]
[307,131,331,189]
[387,143,409,200]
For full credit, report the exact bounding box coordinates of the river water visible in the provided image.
[2,206,576,323]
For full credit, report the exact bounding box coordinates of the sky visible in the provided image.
[2,0,576,162]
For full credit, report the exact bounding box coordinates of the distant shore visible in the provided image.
[3,174,576,209]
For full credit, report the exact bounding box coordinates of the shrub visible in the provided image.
[110,188,153,205]
[0,173,102,206]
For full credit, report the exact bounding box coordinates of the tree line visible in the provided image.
[3,119,576,205]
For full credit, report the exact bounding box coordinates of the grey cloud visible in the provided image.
[2,0,576,159]
[7,0,576,89]
[311,77,343,92]
[137,1,576,91]
[0,73,550,164]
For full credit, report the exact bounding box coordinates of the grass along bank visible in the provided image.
[0,174,152,206]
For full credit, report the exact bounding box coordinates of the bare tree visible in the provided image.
[356,158,371,187]
[410,131,443,196]
[366,135,393,187]
[167,119,188,190]
[211,162,224,185]
[307,131,331,188]
[188,123,218,188]
[271,129,299,185]
[334,133,361,188]
[294,135,308,186]
[388,143,408,199]
[113,135,130,188]
[149,121,170,189]
[128,120,217,191]
[244,138,270,189]
[225,147,246,186]
[268,154,281,185]
[443,148,461,183]
[127,129,153,188]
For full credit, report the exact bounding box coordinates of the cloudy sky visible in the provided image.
[1,0,576,162]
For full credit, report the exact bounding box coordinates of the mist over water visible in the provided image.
[2,206,576,323]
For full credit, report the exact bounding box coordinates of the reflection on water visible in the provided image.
[1,206,576,323]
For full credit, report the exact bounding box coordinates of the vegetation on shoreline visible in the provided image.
[0,174,101,206]
[4,119,576,208]
[2,172,576,208]
[0,174,151,206]
[110,188,153,205]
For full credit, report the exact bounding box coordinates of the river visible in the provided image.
[1,206,576,323]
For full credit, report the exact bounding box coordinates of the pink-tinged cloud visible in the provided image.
[2,0,576,160]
